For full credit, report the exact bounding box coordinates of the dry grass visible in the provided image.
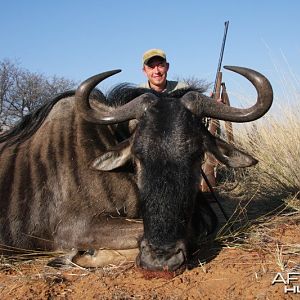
[214,90,300,271]
[233,103,300,198]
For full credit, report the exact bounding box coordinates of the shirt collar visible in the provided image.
[147,80,168,93]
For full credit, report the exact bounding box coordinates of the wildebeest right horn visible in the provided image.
[181,66,273,123]
[75,70,158,124]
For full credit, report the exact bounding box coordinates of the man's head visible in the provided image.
[142,49,169,92]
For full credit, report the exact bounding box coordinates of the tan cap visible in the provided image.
[142,49,166,65]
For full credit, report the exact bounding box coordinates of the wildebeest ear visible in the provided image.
[205,134,258,168]
[91,140,132,171]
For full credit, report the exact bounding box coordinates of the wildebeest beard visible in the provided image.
[139,160,199,246]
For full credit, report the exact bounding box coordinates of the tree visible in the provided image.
[0,59,77,131]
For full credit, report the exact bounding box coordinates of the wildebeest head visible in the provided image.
[75,67,273,273]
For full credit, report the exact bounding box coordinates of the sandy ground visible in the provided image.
[1,195,299,300]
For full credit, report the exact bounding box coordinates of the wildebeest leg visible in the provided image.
[76,216,143,250]
[72,248,140,267]
[48,217,143,268]
[48,248,140,268]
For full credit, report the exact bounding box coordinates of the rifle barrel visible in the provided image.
[213,21,229,94]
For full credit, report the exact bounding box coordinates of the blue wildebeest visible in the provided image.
[0,66,272,273]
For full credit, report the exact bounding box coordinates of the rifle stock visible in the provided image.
[221,83,234,144]
[201,72,222,192]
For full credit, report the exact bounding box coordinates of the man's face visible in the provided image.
[143,57,169,88]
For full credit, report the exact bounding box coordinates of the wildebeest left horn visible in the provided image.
[181,66,273,122]
[76,70,158,124]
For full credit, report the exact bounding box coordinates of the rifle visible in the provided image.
[201,21,232,192]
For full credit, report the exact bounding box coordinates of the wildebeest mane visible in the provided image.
[106,83,207,105]
[0,90,80,146]
[0,89,106,146]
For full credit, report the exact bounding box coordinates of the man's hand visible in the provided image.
[209,92,223,103]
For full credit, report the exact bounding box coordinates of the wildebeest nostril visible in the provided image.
[137,239,187,272]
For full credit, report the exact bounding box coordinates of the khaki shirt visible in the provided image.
[139,80,189,93]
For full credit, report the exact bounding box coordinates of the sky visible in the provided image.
[1,0,300,110]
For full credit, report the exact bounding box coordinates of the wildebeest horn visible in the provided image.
[76,70,158,124]
[181,66,273,122]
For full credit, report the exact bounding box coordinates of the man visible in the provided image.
[139,48,189,93]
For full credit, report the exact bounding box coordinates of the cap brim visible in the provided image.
[144,55,166,65]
